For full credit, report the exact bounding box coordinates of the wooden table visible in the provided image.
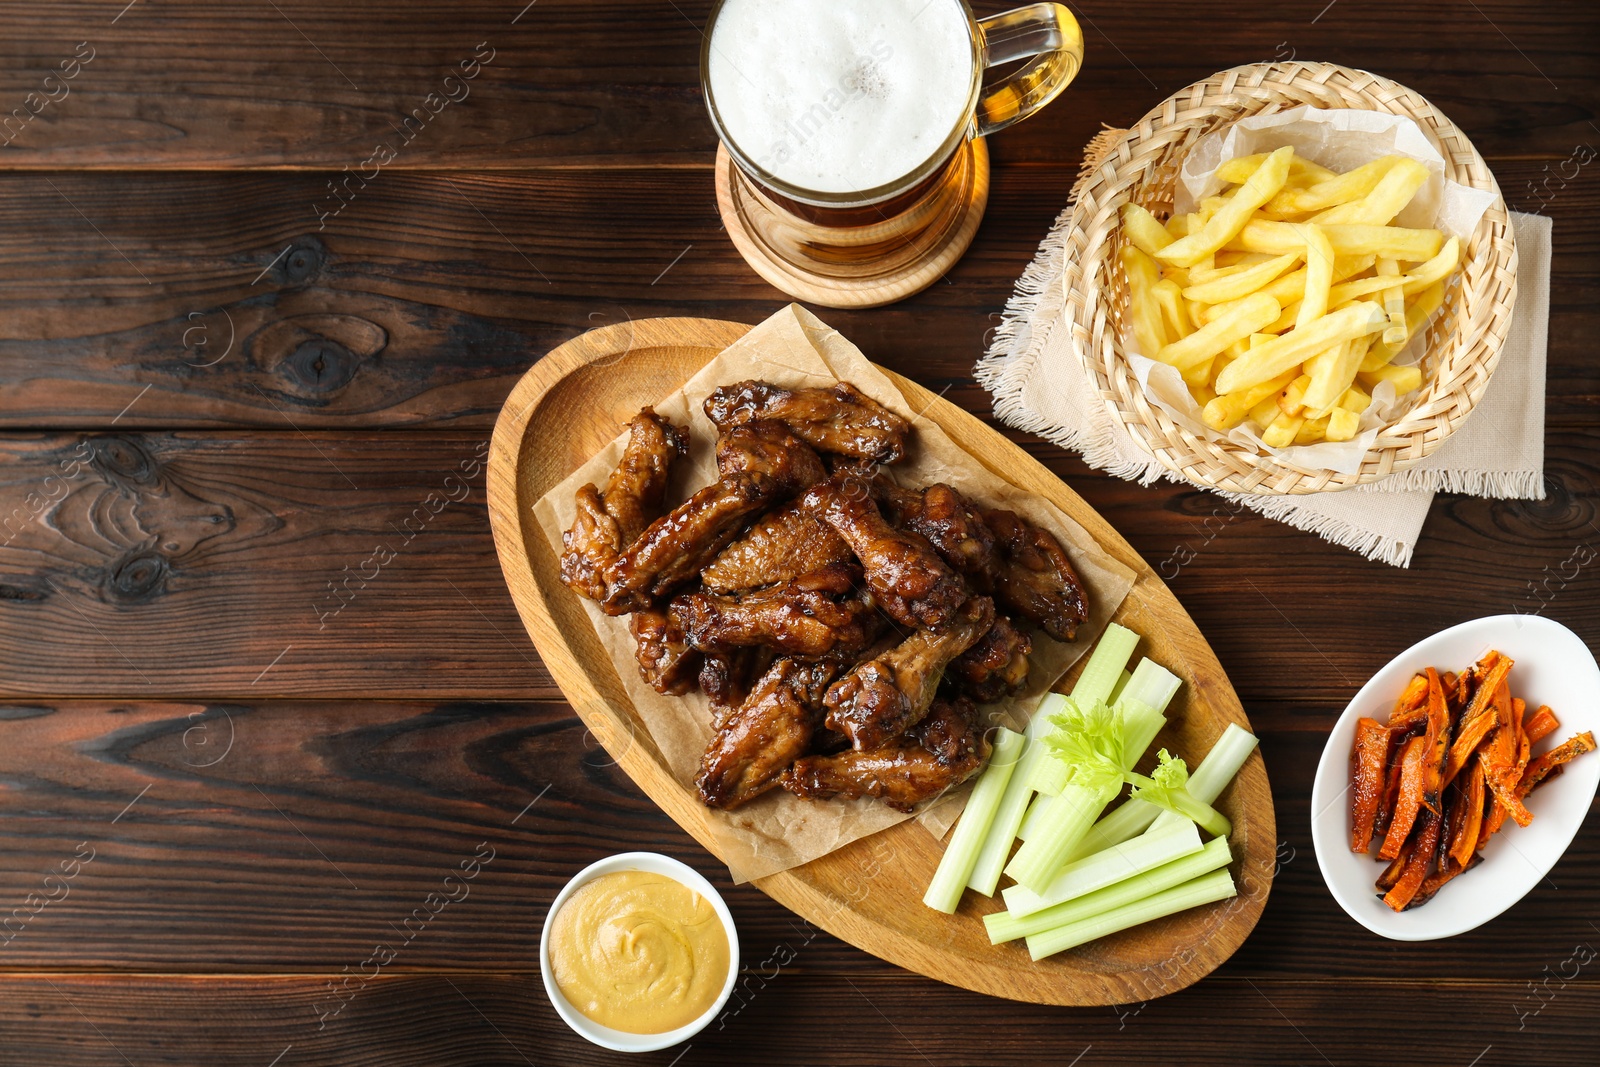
[0,2,1594,1063]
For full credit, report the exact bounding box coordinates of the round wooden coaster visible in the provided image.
[714,140,990,309]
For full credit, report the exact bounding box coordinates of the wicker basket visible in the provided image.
[1064,62,1518,495]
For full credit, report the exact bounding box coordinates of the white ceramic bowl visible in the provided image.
[1311,614,1600,941]
[539,851,740,1053]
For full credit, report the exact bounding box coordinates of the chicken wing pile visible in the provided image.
[560,380,1092,814]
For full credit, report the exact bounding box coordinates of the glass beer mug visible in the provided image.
[702,0,1083,307]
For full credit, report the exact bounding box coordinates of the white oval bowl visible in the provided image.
[1311,614,1600,941]
[539,851,740,1052]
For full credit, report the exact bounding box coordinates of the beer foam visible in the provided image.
[708,0,974,197]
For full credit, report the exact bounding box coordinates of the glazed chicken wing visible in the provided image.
[672,563,874,659]
[983,509,1090,642]
[948,613,1033,703]
[629,605,702,696]
[715,419,827,494]
[696,657,839,809]
[700,498,852,595]
[699,647,773,723]
[704,380,911,464]
[560,408,688,601]
[824,596,994,750]
[875,479,996,583]
[782,696,991,812]
[807,476,967,632]
[599,471,777,614]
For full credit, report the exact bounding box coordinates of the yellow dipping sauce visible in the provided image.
[549,870,731,1034]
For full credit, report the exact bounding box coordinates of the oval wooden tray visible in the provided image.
[487,317,1275,1006]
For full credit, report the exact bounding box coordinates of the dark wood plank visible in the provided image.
[0,973,1592,1065]
[0,162,1591,429]
[0,699,1594,980]
[0,1,1589,168]
[0,431,555,699]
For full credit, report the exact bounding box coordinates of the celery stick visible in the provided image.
[965,701,1063,896]
[1120,658,1181,718]
[1063,723,1259,861]
[1025,867,1237,960]
[1186,723,1260,803]
[1127,751,1232,837]
[985,836,1233,943]
[923,728,1026,913]
[1070,623,1140,706]
[1016,789,1050,842]
[1003,781,1111,893]
[1001,817,1202,918]
[1107,668,1133,707]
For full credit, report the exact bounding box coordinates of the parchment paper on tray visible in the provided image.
[532,304,1135,883]
[1121,106,1499,477]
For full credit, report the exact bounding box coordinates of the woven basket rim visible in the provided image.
[1063,60,1519,495]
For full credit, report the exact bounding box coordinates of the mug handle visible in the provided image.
[973,3,1084,138]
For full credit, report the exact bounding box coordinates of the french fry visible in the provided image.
[1189,381,1217,407]
[1308,158,1430,226]
[1262,409,1304,448]
[1361,282,1444,371]
[1121,203,1174,256]
[1226,221,1444,261]
[1295,415,1331,444]
[1279,373,1313,416]
[1399,237,1460,296]
[1182,252,1300,303]
[1217,152,1338,186]
[1325,407,1361,442]
[1152,278,1189,341]
[1303,335,1372,415]
[1265,155,1401,215]
[1296,224,1336,330]
[1166,213,1191,238]
[1200,254,1376,326]
[1214,300,1386,394]
[1377,258,1407,346]
[1249,394,1282,429]
[1155,291,1281,371]
[1359,363,1424,394]
[1120,246,1167,357]
[1157,146,1294,267]
[1201,369,1297,430]
[1339,385,1372,414]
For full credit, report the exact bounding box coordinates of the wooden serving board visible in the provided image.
[487,317,1275,1006]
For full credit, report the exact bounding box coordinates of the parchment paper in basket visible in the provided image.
[531,304,1135,882]
[1123,106,1499,477]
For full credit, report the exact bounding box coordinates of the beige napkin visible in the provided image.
[976,211,1551,567]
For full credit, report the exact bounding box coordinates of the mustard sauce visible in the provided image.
[549,870,731,1034]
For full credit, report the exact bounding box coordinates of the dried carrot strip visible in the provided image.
[1442,706,1497,787]
[1518,732,1598,797]
[1525,706,1561,744]
[1350,717,1390,853]
[1378,736,1427,861]
[1481,675,1534,829]
[1408,852,1480,910]
[1388,672,1431,730]
[1448,760,1485,868]
[1420,667,1451,813]
[1383,809,1442,912]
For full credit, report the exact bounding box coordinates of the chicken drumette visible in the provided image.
[696,657,840,809]
[629,605,702,696]
[782,696,991,812]
[806,475,967,631]
[948,613,1033,703]
[672,562,875,659]
[704,380,911,464]
[983,509,1090,642]
[560,408,687,601]
[823,596,994,751]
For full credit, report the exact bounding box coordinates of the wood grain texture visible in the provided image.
[0,162,1588,429]
[0,973,1594,1067]
[0,430,554,698]
[487,317,1272,1004]
[0,1,1588,169]
[0,699,1592,980]
[0,0,1595,1058]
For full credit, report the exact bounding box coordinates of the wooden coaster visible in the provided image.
[714,140,990,309]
